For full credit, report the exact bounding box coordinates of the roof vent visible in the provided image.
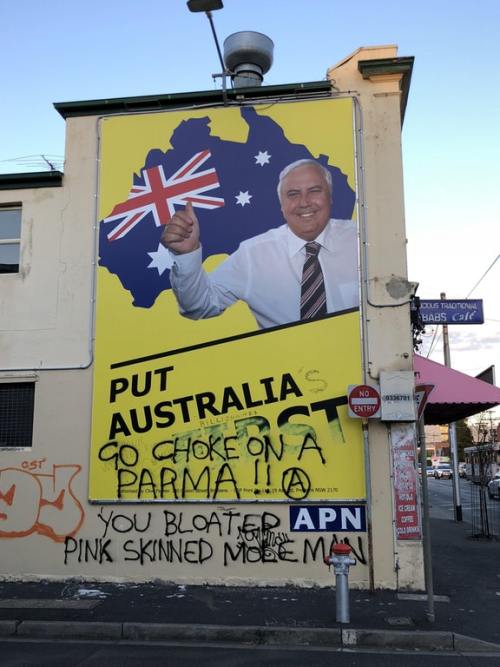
[223,31,274,88]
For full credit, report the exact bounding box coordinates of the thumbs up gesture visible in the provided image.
[160,201,200,254]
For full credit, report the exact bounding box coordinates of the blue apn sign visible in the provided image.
[419,299,484,325]
[289,505,366,532]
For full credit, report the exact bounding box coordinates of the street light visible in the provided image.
[187,0,223,9]
[187,0,226,74]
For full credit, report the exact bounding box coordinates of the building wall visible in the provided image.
[425,425,450,460]
[0,119,97,369]
[328,46,423,588]
[0,46,424,589]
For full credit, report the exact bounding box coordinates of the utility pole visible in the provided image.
[418,417,435,622]
[441,292,462,521]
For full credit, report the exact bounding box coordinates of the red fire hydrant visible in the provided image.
[324,543,356,623]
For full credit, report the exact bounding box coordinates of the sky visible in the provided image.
[2,0,499,407]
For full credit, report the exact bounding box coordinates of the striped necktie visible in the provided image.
[300,241,327,320]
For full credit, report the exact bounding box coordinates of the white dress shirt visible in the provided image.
[169,219,359,329]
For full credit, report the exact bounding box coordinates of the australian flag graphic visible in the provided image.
[98,106,356,308]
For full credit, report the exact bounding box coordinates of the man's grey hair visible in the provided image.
[277,159,332,202]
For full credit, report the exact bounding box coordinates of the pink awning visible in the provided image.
[414,354,500,424]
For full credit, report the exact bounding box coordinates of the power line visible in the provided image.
[426,252,500,358]
[0,154,64,172]
[466,253,500,298]
[0,154,63,162]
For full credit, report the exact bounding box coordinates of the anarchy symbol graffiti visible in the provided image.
[282,467,311,500]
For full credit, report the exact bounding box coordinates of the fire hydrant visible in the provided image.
[324,543,356,623]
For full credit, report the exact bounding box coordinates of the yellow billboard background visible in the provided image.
[90,98,365,502]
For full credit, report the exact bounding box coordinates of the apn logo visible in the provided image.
[289,505,366,532]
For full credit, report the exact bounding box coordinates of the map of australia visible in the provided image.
[98,106,355,308]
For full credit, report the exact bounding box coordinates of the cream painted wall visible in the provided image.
[328,46,424,589]
[0,117,98,370]
[0,46,423,589]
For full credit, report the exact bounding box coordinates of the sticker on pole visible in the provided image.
[348,384,381,419]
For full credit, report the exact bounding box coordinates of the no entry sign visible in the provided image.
[348,384,381,419]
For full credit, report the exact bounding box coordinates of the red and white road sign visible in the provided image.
[348,384,381,419]
[415,383,435,420]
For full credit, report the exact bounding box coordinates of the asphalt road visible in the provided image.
[427,475,472,521]
[1,638,500,666]
[428,475,500,537]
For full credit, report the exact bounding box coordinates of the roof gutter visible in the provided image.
[54,81,333,119]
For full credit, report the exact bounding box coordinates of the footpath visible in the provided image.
[1,515,499,654]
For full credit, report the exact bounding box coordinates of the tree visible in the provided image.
[467,410,499,446]
[455,418,474,461]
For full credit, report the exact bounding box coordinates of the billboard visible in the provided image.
[89,97,365,502]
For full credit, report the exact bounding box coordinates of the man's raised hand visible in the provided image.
[160,201,200,254]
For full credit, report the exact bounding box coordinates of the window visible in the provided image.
[0,382,35,448]
[0,206,21,273]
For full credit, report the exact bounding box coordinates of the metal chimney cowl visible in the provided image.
[223,31,274,88]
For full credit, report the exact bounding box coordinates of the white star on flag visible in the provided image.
[235,191,252,207]
[147,243,173,275]
[254,150,271,166]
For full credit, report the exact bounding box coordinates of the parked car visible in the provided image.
[487,473,500,499]
[434,463,452,479]
[458,463,467,478]
[418,465,435,477]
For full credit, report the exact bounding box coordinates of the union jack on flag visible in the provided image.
[103,150,225,241]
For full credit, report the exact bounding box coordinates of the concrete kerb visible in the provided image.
[453,633,500,654]
[123,623,342,646]
[0,620,18,637]
[342,628,453,651]
[2,620,500,652]
[16,621,123,640]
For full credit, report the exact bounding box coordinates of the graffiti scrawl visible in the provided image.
[0,465,84,542]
